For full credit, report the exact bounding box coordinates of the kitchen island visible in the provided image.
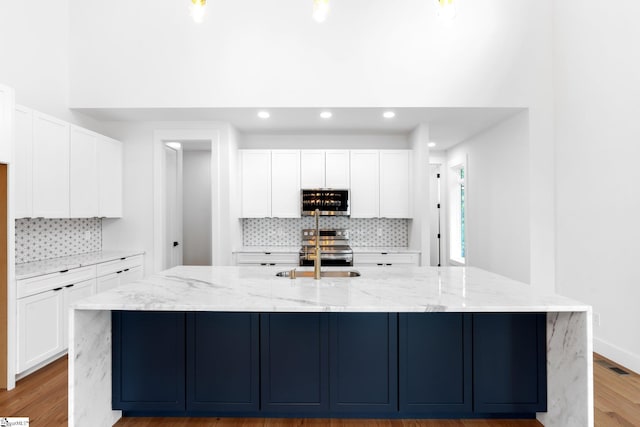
[68,266,592,426]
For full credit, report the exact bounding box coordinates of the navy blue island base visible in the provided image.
[112,311,547,419]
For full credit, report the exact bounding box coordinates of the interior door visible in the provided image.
[164,145,182,269]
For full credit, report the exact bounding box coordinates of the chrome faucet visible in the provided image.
[313,208,321,279]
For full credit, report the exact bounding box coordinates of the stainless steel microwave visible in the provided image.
[301,189,350,216]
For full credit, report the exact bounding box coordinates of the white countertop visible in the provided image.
[72,265,589,313]
[16,250,145,280]
[233,246,420,253]
[233,246,301,253]
[351,247,421,253]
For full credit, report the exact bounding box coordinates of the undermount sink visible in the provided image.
[276,270,361,278]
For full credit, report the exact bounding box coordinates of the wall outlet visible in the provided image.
[84,231,92,241]
[593,313,601,328]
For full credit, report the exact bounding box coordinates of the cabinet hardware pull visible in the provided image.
[260,263,267,266]
[116,270,123,274]
[124,269,129,272]
[65,284,74,288]
[265,252,271,255]
[120,257,126,260]
[381,253,388,255]
[377,263,384,266]
[53,287,63,291]
[59,269,69,273]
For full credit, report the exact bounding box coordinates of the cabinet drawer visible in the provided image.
[18,265,96,299]
[96,255,143,277]
[235,252,299,265]
[354,252,420,266]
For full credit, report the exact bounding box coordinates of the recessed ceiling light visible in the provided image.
[428,142,437,148]
[258,111,270,119]
[383,111,396,119]
[320,111,333,119]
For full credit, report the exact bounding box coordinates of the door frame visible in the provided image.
[153,128,227,273]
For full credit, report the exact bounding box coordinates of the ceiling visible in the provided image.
[78,107,524,151]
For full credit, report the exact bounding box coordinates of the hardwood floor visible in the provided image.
[0,353,638,426]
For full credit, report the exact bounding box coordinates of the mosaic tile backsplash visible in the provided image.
[16,218,102,264]
[243,218,409,247]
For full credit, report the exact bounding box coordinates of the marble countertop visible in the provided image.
[233,246,301,253]
[234,247,420,253]
[72,265,589,313]
[16,250,145,280]
[352,247,420,253]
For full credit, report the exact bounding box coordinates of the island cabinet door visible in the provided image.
[329,313,398,414]
[473,313,547,414]
[260,313,330,413]
[398,313,473,414]
[185,312,259,412]
[112,311,186,412]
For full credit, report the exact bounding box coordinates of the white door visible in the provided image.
[0,84,14,164]
[350,150,379,218]
[32,111,70,218]
[70,126,99,217]
[165,145,182,268]
[17,289,65,373]
[271,150,300,218]
[97,136,123,217]
[63,279,96,347]
[325,150,350,188]
[96,273,120,293]
[240,150,271,217]
[429,164,442,266]
[300,150,325,188]
[14,105,33,218]
[379,150,411,218]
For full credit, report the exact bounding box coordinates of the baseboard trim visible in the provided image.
[594,337,640,375]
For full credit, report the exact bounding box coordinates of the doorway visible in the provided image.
[163,141,213,268]
[429,164,442,266]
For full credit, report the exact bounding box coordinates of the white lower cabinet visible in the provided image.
[353,252,420,267]
[63,279,97,347]
[16,254,144,375]
[234,252,299,267]
[17,288,65,373]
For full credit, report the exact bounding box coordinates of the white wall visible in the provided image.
[182,150,212,265]
[446,111,530,283]
[554,0,640,373]
[408,125,430,264]
[0,0,103,130]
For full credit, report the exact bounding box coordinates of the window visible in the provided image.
[448,160,466,265]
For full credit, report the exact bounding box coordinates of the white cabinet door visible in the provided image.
[32,111,70,218]
[350,150,379,218]
[271,150,300,218]
[14,105,33,218]
[70,126,99,217]
[120,266,143,286]
[0,84,14,164]
[240,150,271,218]
[17,289,65,373]
[325,150,350,188]
[97,136,123,217]
[63,279,96,347]
[300,150,325,188]
[97,273,120,293]
[379,150,411,218]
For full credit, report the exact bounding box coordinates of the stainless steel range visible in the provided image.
[299,228,353,267]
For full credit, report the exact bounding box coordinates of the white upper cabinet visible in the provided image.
[32,111,70,218]
[324,150,350,188]
[300,150,349,189]
[300,150,325,188]
[14,105,33,218]
[241,150,271,218]
[379,150,411,218]
[0,84,14,164]
[271,150,300,218]
[350,150,380,218]
[70,126,99,217]
[98,136,123,217]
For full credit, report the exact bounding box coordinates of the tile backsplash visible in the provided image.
[243,217,409,247]
[15,218,102,264]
